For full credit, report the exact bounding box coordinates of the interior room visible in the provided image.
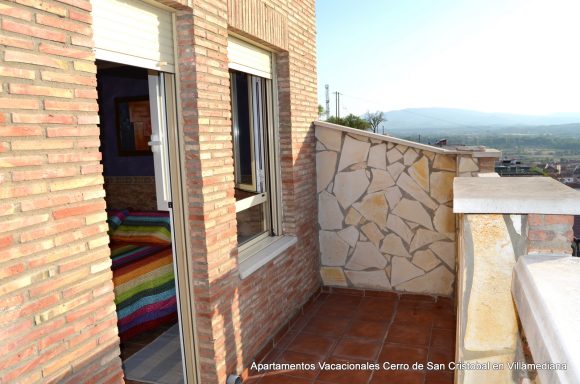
[96,60,184,384]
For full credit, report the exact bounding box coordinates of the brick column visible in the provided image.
[0,1,122,383]
[175,2,240,383]
[527,214,574,255]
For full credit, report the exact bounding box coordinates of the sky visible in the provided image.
[316,0,580,116]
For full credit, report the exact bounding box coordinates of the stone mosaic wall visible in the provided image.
[315,125,483,296]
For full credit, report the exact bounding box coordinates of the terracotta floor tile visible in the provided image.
[379,343,428,365]
[302,315,352,337]
[370,369,425,384]
[344,319,389,341]
[434,297,454,309]
[364,290,399,300]
[318,303,358,318]
[261,348,284,364]
[332,339,382,361]
[425,370,455,384]
[433,312,456,330]
[244,290,456,384]
[315,357,374,384]
[355,297,397,321]
[428,348,455,369]
[430,328,455,352]
[400,293,436,303]
[275,350,321,379]
[394,304,435,326]
[258,372,314,384]
[291,313,316,332]
[273,331,299,351]
[287,333,336,357]
[386,322,431,346]
[322,294,363,307]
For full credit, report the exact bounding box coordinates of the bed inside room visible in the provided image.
[97,61,183,384]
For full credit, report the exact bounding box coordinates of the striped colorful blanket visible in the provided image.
[110,243,177,340]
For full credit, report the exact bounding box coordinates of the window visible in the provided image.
[230,70,281,253]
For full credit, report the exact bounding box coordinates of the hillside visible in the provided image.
[379,108,580,132]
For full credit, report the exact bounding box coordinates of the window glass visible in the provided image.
[231,70,271,246]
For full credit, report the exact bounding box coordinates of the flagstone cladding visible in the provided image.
[315,122,495,296]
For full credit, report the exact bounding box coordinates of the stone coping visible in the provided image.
[453,176,580,214]
[512,255,580,383]
[313,121,500,157]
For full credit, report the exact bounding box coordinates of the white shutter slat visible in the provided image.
[228,36,272,79]
[93,0,175,73]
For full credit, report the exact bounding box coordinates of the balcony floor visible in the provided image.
[245,290,456,384]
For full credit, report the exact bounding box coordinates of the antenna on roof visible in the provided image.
[325,84,330,119]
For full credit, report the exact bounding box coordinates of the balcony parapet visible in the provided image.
[314,121,501,158]
[512,255,580,384]
[313,121,500,296]
[453,176,580,383]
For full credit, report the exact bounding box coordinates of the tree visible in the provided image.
[327,114,371,131]
[364,111,386,133]
[317,104,325,119]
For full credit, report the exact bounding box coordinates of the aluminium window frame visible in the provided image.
[231,55,283,258]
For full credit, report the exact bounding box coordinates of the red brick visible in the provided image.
[74,88,98,99]
[80,164,103,175]
[0,344,37,370]
[53,201,106,220]
[44,100,98,112]
[48,151,101,163]
[68,9,92,24]
[20,192,84,211]
[0,3,33,20]
[0,234,14,248]
[12,166,78,182]
[0,202,16,216]
[11,113,76,125]
[29,270,92,300]
[47,126,99,137]
[28,242,86,269]
[0,155,45,168]
[77,115,100,125]
[0,34,35,50]
[20,217,85,242]
[0,97,39,110]
[38,326,76,350]
[544,214,574,225]
[0,262,25,279]
[0,66,36,80]
[12,0,67,16]
[10,83,73,98]
[0,213,49,233]
[1,239,54,263]
[70,34,93,48]
[40,71,96,86]
[36,13,91,35]
[4,50,68,69]
[39,43,94,60]
[0,126,43,136]
[55,0,92,12]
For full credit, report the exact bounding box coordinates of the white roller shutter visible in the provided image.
[92,0,175,73]
[228,36,272,79]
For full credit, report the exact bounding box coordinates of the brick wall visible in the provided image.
[527,214,574,255]
[0,1,123,383]
[177,0,319,382]
[1,0,317,382]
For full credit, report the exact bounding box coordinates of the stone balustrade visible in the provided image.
[314,121,499,296]
[453,176,580,384]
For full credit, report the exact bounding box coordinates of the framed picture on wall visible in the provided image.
[115,96,153,156]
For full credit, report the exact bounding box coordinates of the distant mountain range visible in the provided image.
[379,108,580,131]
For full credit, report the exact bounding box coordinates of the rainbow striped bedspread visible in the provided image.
[110,243,177,340]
